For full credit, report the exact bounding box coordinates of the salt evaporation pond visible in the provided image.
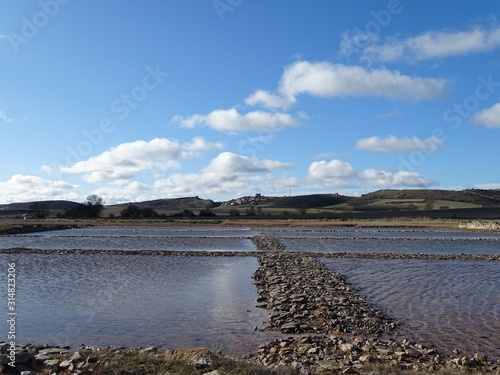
[0,226,257,251]
[322,257,500,358]
[261,227,500,255]
[1,226,499,357]
[5,252,276,354]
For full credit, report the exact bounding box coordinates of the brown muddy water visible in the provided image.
[1,226,498,358]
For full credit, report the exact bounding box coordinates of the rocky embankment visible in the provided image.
[250,234,498,373]
[256,335,495,373]
[251,234,287,250]
[0,344,224,375]
[459,220,500,231]
[254,252,396,335]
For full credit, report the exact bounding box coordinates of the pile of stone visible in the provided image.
[459,220,500,231]
[0,344,218,375]
[253,252,397,335]
[256,335,496,373]
[0,343,71,374]
[251,234,286,250]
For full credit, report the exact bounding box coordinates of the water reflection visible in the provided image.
[8,253,274,354]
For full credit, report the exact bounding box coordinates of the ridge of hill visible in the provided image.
[1,189,500,218]
[220,193,350,208]
[0,200,81,212]
[107,196,215,210]
[349,189,500,209]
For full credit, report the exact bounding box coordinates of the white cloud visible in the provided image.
[41,165,53,174]
[173,108,298,132]
[90,180,149,205]
[282,61,446,101]
[307,160,357,187]
[355,135,446,153]
[245,89,295,109]
[308,160,356,179]
[0,175,77,204]
[306,159,434,189]
[0,110,12,123]
[245,61,447,109]
[203,152,292,174]
[358,169,434,187]
[60,137,223,182]
[473,182,500,189]
[358,25,500,62]
[471,103,500,128]
[153,152,292,199]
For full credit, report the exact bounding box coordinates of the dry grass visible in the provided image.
[37,348,296,375]
[34,348,499,375]
[3,216,500,232]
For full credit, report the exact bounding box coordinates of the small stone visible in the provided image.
[472,353,487,364]
[203,370,220,375]
[340,343,354,352]
[342,367,357,374]
[307,347,318,355]
[139,346,157,353]
[189,350,213,369]
[359,354,373,363]
[44,360,59,366]
[70,351,82,360]
[20,371,36,375]
[35,353,52,361]
[59,360,72,368]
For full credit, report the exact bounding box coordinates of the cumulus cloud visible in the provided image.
[90,180,149,205]
[356,25,500,62]
[0,174,77,203]
[307,160,357,187]
[203,152,291,174]
[245,61,447,109]
[308,160,356,179]
[358,169,434,187]
[245,89,295,110]
[172,108,298,132]
[307,159,434,189]
[153,152,292,198]
[60,137,223,182]
[471,103,500,128]
[355,135,446,153]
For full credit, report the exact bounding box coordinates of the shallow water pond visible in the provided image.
[6,253,275,354]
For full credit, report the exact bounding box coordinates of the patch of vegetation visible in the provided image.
[40,349,295,375]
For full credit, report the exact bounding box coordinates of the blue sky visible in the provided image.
[1,0,500,204]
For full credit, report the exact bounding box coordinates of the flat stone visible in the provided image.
[281,322,297,330]
[35,353,52,361]
[70,351,82,360]
[59,360,72,368]
[340,343,354,352]
[38,348,69,355]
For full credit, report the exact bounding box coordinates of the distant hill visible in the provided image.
[220,193,350,209]
[348,189,500,210]
[106,196,215,214]
[2,189,500,219]
[0,200,81,217]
